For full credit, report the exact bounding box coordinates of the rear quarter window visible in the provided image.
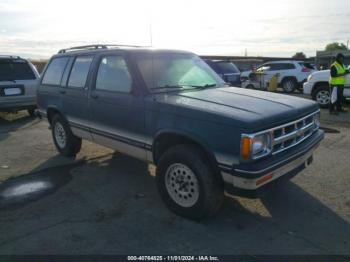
[42,57,69,86]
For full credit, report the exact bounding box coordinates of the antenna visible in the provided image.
[149,22,153,47]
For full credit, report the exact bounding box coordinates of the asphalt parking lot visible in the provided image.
[0,104,350,255]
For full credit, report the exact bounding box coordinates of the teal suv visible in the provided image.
[37,45,324,220]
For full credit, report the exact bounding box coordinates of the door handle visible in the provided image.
[91,94,99,99]
[59,90,66,94]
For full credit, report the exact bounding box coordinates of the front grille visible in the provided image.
[271,111,320,155]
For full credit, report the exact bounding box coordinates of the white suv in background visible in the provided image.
[303,68,350,108]
[240,61,316,93]
[0,56,40,116]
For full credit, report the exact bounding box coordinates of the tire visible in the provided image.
[312,85,330,108]
[27,108,36,117]
[51,114,82,157]
[282,78,297,93]
[156,145,224,220]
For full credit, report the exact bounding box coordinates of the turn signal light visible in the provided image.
[241,137,252,160]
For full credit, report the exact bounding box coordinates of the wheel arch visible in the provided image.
[311,81,329,99]
[46,106,64,125]
[281,76,298,84]
[152,130,219,172]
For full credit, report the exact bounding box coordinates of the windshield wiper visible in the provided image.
[189,83,217,89]
[151,85,185,90]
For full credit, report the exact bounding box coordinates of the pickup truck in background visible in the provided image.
[303,68,350,108]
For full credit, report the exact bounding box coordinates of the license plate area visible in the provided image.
[0,85,24,96]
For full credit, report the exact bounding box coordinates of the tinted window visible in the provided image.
[67,56,93,88]
[300,62,315,70]
[0,59,36,81]
[257,64,271,72]
[95,56,131,92]
[42,57,69,85]
[270,63,296,70]
[214,61,240,74]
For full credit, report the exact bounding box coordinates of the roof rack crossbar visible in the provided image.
[58,44,151,54]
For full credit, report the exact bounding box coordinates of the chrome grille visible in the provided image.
[271,111,320,155]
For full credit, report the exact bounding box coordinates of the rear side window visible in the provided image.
[0,59,36,81]
[300,62,315,70]
[95,56,132,93]
[67,56,93,88]
[42,57,69,85]
[215,62,240,74]
[270,63,296,70]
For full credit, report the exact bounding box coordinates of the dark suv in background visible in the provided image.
[0,56,40,116]
[204,59,241,86]
[37,45,324,220]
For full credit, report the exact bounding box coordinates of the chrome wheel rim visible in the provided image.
[165,163,199,208]
[316,90,330,105]
[54,122,66,149]
[284,81,294,92]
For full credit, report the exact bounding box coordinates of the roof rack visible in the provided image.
[0,55,21,59]
[58,44,150,54]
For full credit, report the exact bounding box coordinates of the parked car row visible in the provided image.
[3,53,338,120]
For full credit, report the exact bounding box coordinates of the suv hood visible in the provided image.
[150,87,319,131]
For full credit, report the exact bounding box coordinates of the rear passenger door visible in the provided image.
[89,53,147,160]
[61,55,94,140]
[38,56,70,115]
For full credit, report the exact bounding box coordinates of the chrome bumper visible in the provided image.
[222,142,319,191]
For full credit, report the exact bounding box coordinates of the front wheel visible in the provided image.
[156,145,224,220]
[282,78,297,93]
[313,85,330,108]
[51,114,82,157]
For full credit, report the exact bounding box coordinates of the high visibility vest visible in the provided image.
[329,61,346,85]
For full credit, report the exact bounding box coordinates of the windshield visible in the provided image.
[215,61,240,74]
[0,59,36,81]
[135,53,225,91]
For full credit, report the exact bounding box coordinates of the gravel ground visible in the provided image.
[0,108,349,255]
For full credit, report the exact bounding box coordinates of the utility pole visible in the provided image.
[245,48,247,57]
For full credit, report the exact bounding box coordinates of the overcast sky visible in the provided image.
[0,0,349,59]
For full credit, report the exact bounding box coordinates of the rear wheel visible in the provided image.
[156,145,224,220]
[312,85,330,108]
[282,78,297,93]
[51,114,82,157]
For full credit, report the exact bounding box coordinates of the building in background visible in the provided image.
[315,50,350,70]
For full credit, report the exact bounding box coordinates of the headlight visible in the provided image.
[241,133,272,160]
[307,75,313,82]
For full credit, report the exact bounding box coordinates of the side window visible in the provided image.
[281,63,296,70]
[67,56,93,88]
[42,57,69,85]
[271,63,296,71]
[95,56,132,92]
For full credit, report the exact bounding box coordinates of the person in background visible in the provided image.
[329,53,349,115]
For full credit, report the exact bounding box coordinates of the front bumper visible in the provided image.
[223,129,324,198]
[303,81,314,95]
